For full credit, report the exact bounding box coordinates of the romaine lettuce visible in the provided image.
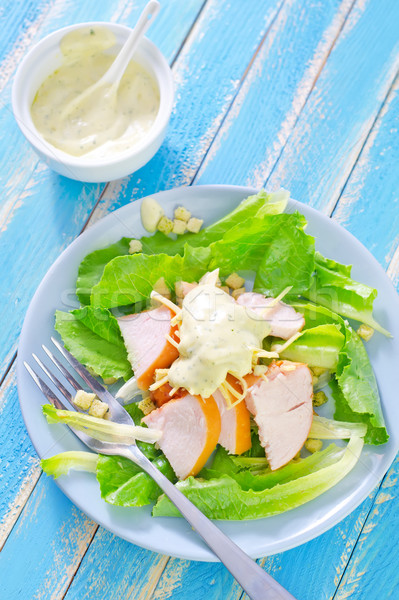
[331,327,388,445]
[304,252,390,336]
[140,189,289,256]
[91,245,211,308]
[55,307,132,381]
[153,437,363,519]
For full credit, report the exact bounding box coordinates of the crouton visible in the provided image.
[89,399,109,418]
[186,217,203,233]
[74,390,96,411]
[225,273,245,290]
[129,239,143,254]
[157,216,174,235]
[232,287,246,299]
[305,439,323,453]
[174,206,191,222]
[357,324,374,342]
[172,219,187,235]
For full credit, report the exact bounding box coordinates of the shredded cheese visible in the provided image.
[168,387,179,397]
[165,333,180,350]
[260,285,293,315]
[149,374,169,391]
[150,290,181,315]
[271,331,302,354]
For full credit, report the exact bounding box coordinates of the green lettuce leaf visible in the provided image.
[272,323,345,369]
[331,328,388,445]
[153,437,363,519]
[97,454,175,507]
[204,444,343,491]
[304,252,390,336]
[42,404,161,444]
[77,237,132,305]
[55,307,132,381]
[208,212,315,296]
[140,189,289,256]
[91,245,211,308]
[41,451,98,478]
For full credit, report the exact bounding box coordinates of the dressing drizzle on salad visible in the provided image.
[167,280,271,398]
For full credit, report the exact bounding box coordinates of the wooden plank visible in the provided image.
[334,457,399,600]
[6,1,287,596]
[0,474,97,600]
[63,529,168,600]
[195,0,354,186]
[322,71,399,600]
[87,0,285,225]
[332,75,399,267]
[265,0,399,213]
[0,0,204,570]
[0,0,205,380]
[152,559,242,600]
[0,366,41,550]
[150,496,376,600]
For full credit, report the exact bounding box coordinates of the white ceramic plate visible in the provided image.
[17,185,399,561]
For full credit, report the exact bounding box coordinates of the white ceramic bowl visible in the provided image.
[12,22,174,183]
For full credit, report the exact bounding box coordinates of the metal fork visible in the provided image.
[25,337,297,600]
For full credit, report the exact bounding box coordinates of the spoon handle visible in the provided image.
[103,0,160,86]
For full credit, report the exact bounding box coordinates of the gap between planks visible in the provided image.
[2,0,398,597]
[330,69,399,218]
[330,470,391,600]
[0,0,207,591]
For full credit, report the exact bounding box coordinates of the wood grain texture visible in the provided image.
[0,0,205,381]
[333,457,399,600]
[0,474,97,600]
[0,0,205,589]
[266,0,399,213]
[63,528,168,600]
[0,366,41,550]
[1,1,399,599]
[332,74,399,267]
[87,0,285,224]
[195,0,354,187]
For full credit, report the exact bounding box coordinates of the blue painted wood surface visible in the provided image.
[0,1,398,599]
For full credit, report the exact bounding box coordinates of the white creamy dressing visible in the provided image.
[168,283,271,398]
[31,27,160,158]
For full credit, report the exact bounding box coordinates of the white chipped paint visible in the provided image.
[0,458,40,551]
[35,507,97,600]
[250,0,353,190]
[387,243,399,288]
[264,0,358,197]
[334,76,399,226]
[195,0,285,179]
[0,0,70,93]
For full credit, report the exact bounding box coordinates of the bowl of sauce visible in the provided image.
[12,23,174,182]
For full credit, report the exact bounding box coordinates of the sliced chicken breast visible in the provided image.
[236,292,305,339]
[245,361,313,470]
[117,305,179,390]
[212,389,252,455]
[142,393,221,479]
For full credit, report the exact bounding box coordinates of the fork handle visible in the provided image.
[126,450,297,600]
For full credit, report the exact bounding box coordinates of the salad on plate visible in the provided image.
[41,189,390,521]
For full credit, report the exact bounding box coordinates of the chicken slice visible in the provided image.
[142,393,221,479]
[117,305,179,390]
[245,361,313,470]
[212,389,252,455]
[236,292,305,339]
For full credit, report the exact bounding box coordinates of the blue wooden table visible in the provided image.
[1,1,398,598]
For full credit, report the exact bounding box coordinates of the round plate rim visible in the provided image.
[16,183,399,561]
